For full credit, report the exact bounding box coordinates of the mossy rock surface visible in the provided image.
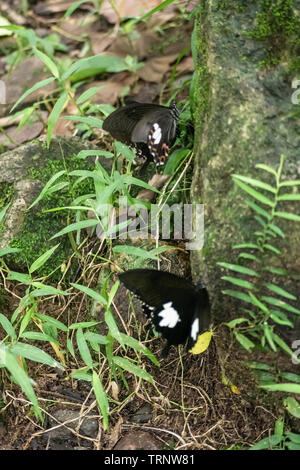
[0,136,112,278]
[191,1,300,329]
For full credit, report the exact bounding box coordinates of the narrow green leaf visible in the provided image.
[273,333,299,361]
[76,85,105,104]
[1,347,43,421]
[70,283,108,307]
[277,193,300,201]
[245,199,269,219]
[261,297,300,314]
[34,48,59,78]
[283,398,300,419]
[234,332,255,351]
[118,332,159,366]
[0,202,11,223]
[233,179,275,206]
[274,211,300,221]
[0,247,21,257]
[264,283,296,300]
[77,149,113,160]
[268,223,285,238]
[84,332,109,345]
[35,313,68,331]
[217,262,260,277]
[61,115,103,128]
[76,327,93,368]
[248,291,269,313]
[233,243,260,250]
[31,286,69,297]
[0,314,17,339]
[250,434,282,450]
[27,170,67,209]
[47,91,68,147]
[255,163,277,176]
[222,276,256,290]
[10,77,56,112]
[69,321,99,330]
[29,244,60,274]
[260,383,300,393]
[50,218,99,240]
[113,356,153,382]
[92,371,109,431]
[232,174,276,193]
[225,318,250,328]
[112,245,160,261]
[20,331,59,344]
[263,324,277,351]
[9,342,64,369]
[264,244,281,255]
[105,310,124,347]
[222,289,254,304]
[279,180,300,187]
[280,372,300,383]
[237,253,262,263]
[262,266,289,276]
[270,310,294,327]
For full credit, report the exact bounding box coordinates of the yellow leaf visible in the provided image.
[189,330,213,355]
[230,384,241,395]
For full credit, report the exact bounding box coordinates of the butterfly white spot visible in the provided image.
[158,302,181,328]
[190,318,200,341]
[152,126,162,145]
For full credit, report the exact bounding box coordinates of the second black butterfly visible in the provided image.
[119,269,211,357]
[102,101,180,166]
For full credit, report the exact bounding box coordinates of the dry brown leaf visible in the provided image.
[107,30,158,60]
[90,32,116,55]
[136,174,170,202]
[100,0,162,24]
[136,54,178,83]
[176,56,194,72]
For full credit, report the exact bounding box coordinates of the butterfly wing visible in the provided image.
[103,102,179,166]
[119,269,210,356]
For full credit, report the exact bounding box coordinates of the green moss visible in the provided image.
[6,152,94,281]
[247,0,300,70]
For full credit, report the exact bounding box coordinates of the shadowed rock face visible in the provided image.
[190,2,300,335]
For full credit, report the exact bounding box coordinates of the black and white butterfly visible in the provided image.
[102,101,180,166]
[119,269,211,357]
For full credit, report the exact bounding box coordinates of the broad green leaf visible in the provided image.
[29,244,60,274]
[115,141,136,161]
[217,262,260,277]
[92,370,109,431]
[63,55,127,82]
[47,91,68,147]
[264,283,296,300]
[0,314,17,339]
[76,327,93,368]
[9,342,64,370]
[113,356,153,382]
[10,77,56,112]
[31,286,69,297]
[7,271,31,284]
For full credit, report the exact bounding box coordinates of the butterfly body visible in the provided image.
[119,269,210,357]
[103,101,179,166]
